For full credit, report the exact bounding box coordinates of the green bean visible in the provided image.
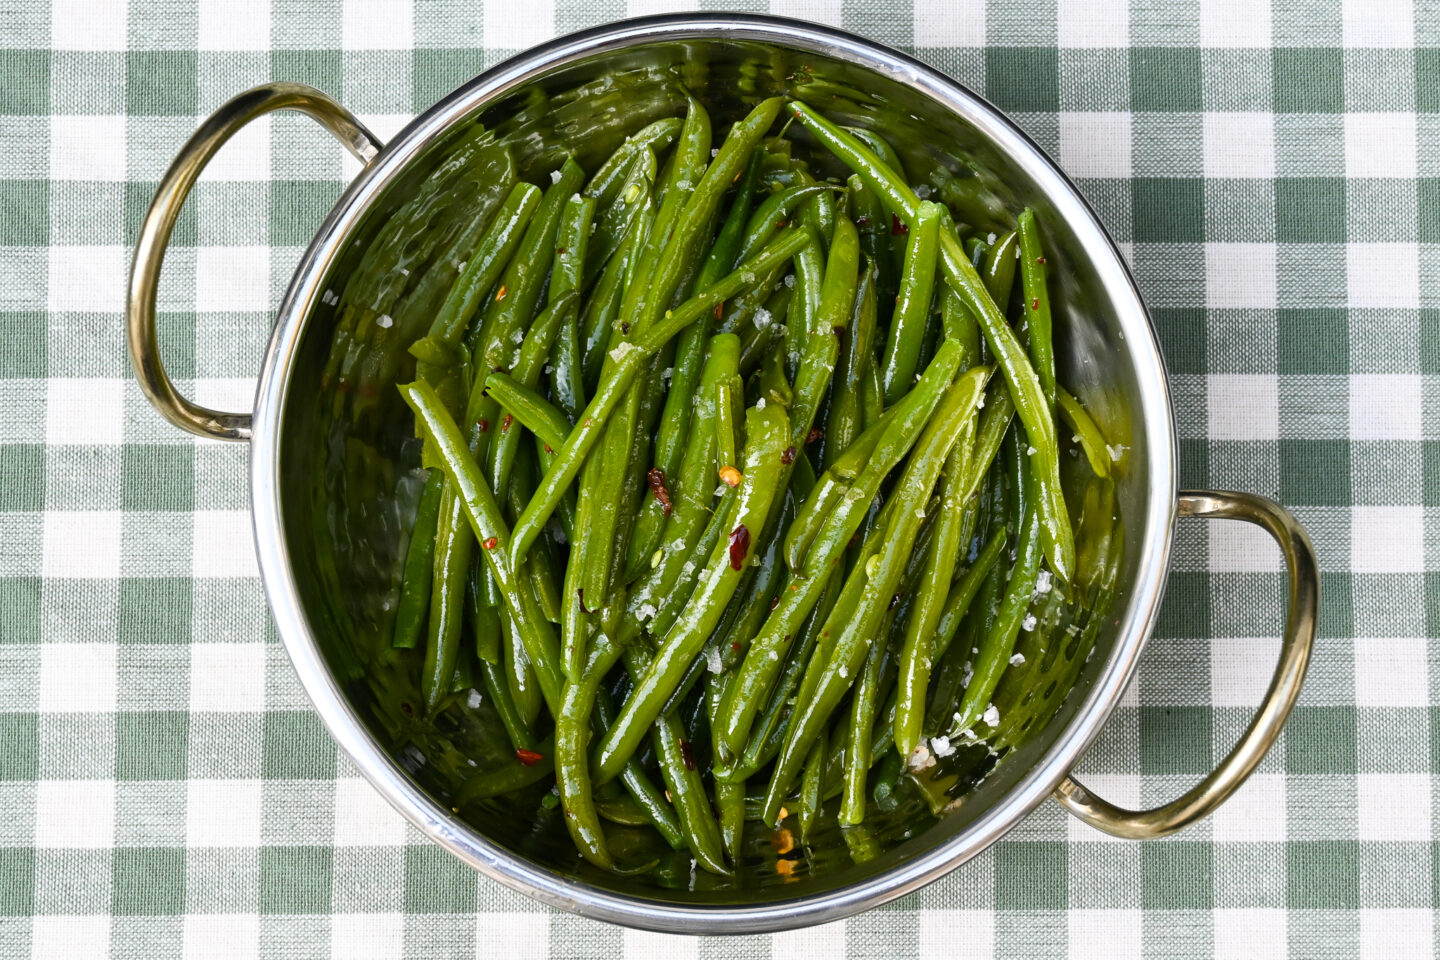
[953,438,1043,735]
[736,184,841,262]
[479,656,535,752]
[457,736,555,802]
[593,405,788,784]
[1015,209,1057,408]
[870,748,904,813]
[717,777,746,866]
[880,201,942,404]
[556,633,624,870]
[502,607,542,727]
[594,689,686,850]
[846,174,898,313]
[417,183,541,350]
[962,379,1016,503]
[1057,385,1111,478]
[466,568,501,663]
[399,381,564,715]
[422,487,472,712]
[787,226,824,380]
[583,117,682,207]
[930,529,1008,665]
[790,214,860,448]
[783,409,892,571]
[651,148,764,483]
[652,709,728,875]
[980,229,1019,313]
[840,632,886,825]
[485,373,570,452]
[796,729,826,840]
[393,471,443,649]
[715,342,964,758]
[759,372,980,824]
[639,485,735,648]
[507,228,812,566]
[585,147,659,289]
[550,194,596,422]
[788,100,1076,584]
[845,126,905,182]
[823,252,876,465]
[738,283,791,375]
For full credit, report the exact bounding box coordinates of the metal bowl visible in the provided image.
[128,14,1317,933]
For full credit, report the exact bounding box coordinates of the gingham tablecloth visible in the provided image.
[0,0,1435,957]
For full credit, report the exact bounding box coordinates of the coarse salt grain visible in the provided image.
[705,646,723,673]
[376,314,393,329]
[1010,653,1026,666]
[784,274,796,288]
[931,735,955,757]
[982,704,1000,727]
[909,743,936,771]
[1021,613,1037,631]
[754,307,772,328]
[550,169,562,183]
[1026,445,1037,456]
[608,341,641,363]
[1107,444,1125,462]
[1034,570,1052,595]
[756,397,766,409]
[986,232,997,245]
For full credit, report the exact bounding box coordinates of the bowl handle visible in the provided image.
[127,83,382,441]
[1054,489,1318,839]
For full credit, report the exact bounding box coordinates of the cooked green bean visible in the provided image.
[880,200,942,404]
[422,486,472,712]
[1057,385,1111,477]
[1016,209,1056,407]
[392,471,443,650]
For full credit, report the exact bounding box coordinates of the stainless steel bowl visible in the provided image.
[127,14,1318,933]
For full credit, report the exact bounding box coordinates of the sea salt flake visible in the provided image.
[550,169,562,184]
[915,184,932,199]
[1107,444,1125,462]
[638,602,657,621]
[1021,613,1037,631]
[608,341,641,363]
[976,394,985,408]
[981,704,1000,727]
[715,485,728,497]
[838,666,849,679]
[1010,653,1026,666]
[705,646,723,673]
[1026,445,1037,456]
[1034,570,1052,595]
[908,743,936,772]
[784,273,796,289]
[375,314,393,329]
[986,232,997,245]
[930,735,955,758]
[768,651,779,661]
[756,398,766,409]
[321,288,339,306]
[753,307,772,328]
[466,690,483,708]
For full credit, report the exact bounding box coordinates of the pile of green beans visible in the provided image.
[381,96,1119,877]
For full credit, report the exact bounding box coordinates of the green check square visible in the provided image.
[1151,307,1206,373]
[985,48,1059,113]
[0,714,37,780]
[1154,571,1211,640]
[1428,573,1440,641]
[1415,49,1440,112]
[1425,442,1440,507]
[1286,705,1357,774]
[404,844,477,913]
[0,579,41,644]
[0,313,46,377]
[994,841,1067,910]
[270,180,344,246]
[1130,48,1202,112]
[1178,438,1209,489]
[1140,706,1212,775]
[0,850,34,916]
[0,51,48,114]
[261,711,336,779]
[1288,840,1359,908]
[413,48,486,113]
[1418,180,1440,244]
[1133,179,1203,242]
[113,847,185,916]
[1320,572,1354,639]
[1277,308,1349,374]
[122,445,195,512]
[0,181,47,245]
[0,445,43,511]
[259,846,333,914]
[1276,178,1346,244]
[116,711,188,780]
[1280,439,1350,505]
[1274,48,1345,113]
[271,49,343,92]
[126,51,199,116]
[118,578,193,645]
[127,181,197,248]
[1422,309,1440,375]
[1141,842,1213,909]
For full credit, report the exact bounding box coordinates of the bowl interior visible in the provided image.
[264,22,1170,920]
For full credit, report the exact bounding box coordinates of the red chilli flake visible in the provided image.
[515,748,544,766]
[646,468,673,515]
[781,446,796,465]
[679,738,696,771]
[714,303,724,320]
[500,414,514,433]
[544,444,553,454]
[495,285,508,302]
[1031,298,1040,311]
[1036,256,1047,264]
[482,537,499,551]
[805,428,824,446]
[728,523,751,571]
[770,596,781,612]
[891,214,908,235]
[477,418,490,432]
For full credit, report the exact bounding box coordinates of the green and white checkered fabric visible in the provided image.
[0,0,1435,956]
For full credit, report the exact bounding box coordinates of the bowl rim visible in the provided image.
[250,12,1178,933]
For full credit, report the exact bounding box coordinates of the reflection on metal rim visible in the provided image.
[249,13,1177,933]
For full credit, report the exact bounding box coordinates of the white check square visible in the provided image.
[1359,909,1433,960]
[623,929,700,960]
[187,779,263,847]
[50,0,127,50]
[343,0,413,49]
[772,919,847,960]
[1203,112,1276,178]
[333,778,408,847]
[1347,243,1419,309]
[485,0,555,48]
[1354,636,1429,707]
[1345,113,1418,178]
[49,245,126,314]
[35,779,114,847]
[50,116,127,182]
[476,912,548,960]
[1357,773,1431,842]
[1059,112,1133,178]
[196,116,271,183]
[190,642,267,713]
[183,914,260,960]
[914,0,986,46]
[1214,909,1287,960]
[1057,0,1129,48]
[192,511,259,579]
[38,642,117,713]
[46,378,125,446]
[330,914,404,959]
[1349,374,1423,440]
[1205,243,1277,309]
[1351,506,1425,574]
[198,0,272,51]
[195,246,271,313]
[32,915,110,960]
[1200,0,1272,46]
[1210,772,1287,841]
[42,511,123,579]
[1069,909,1142,960]
[1342,0,1414,48]
[918,910,993,959]
[771,0,844,28]
[1207,373,1279,440]
[1212,638,1284,707]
